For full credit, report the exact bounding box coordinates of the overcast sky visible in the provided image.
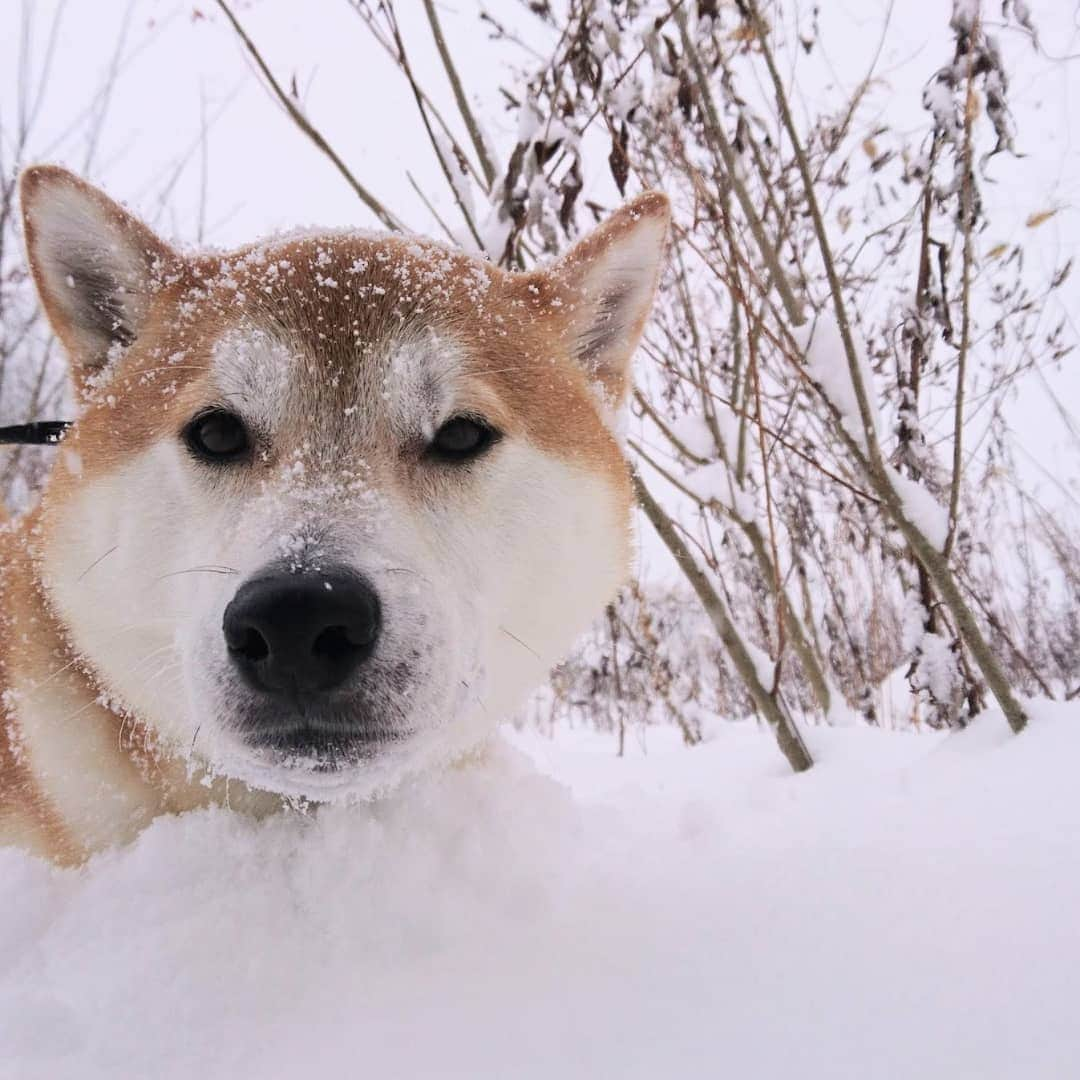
[2,0,1078,576]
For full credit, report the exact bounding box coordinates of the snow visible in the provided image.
[922,77,959,140]
[951,0,981,34]
[669,413,715,460]
[887,464,950,551]
[798,314,880,452]
[686,459,756,521]
[432,131,481,255]
[3,706,1079,1079]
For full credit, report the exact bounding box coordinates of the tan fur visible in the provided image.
[0,513,112,864]
[1,166,668,863]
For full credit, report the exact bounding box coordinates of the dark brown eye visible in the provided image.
[184,409,250,463]
[428,416,499,462]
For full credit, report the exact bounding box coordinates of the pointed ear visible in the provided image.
[547,191,669,404]
[20,165,177,375]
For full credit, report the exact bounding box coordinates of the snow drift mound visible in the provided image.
[1,707,1078,1079]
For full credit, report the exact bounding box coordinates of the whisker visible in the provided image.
[378,566,434,587]
[58,698,102,727]
[131,364,214,377]
[153,565,239,583]
[26,619,185,698]
[499,625,541,660]
[141,660,183,687]
[129,642,179,678]
[77,544,119,582]
[462,679,488,716]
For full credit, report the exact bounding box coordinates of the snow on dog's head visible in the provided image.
[19,165,669,798]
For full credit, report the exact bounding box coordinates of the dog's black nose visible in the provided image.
[223,570,381,696]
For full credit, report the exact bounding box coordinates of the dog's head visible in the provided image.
[19,166,668,797]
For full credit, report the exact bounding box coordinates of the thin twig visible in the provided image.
[633,470,813,773]
[748,307,787,695]
[421,0,496,191]
[214,0,402,231]
[383,2,486,251]
[944,28,979,560]
[672,5,806,327]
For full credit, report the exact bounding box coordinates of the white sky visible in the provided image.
[8,3,1071,255]
[2,0,1078,577]
[1,0,562,245]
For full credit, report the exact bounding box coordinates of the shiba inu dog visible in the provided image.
[0,166,668,864]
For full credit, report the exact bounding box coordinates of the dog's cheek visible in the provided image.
[429,443,632,722]
[38,443,216,735]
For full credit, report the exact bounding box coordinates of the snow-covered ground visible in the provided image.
[2,707,1077,1079]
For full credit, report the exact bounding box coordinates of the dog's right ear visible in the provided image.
[20,166,177,376]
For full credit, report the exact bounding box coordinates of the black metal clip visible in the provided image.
[0,421,73,445]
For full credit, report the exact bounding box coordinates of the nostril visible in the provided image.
[230,625,270,663]
[313,624,362,663]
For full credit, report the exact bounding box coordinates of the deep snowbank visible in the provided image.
[2,707,1078,1079]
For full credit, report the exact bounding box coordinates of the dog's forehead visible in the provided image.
[198,232,497,438]
[209,315,462,444]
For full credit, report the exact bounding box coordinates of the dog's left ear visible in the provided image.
[20,165,177,377]
[545,191,670,404]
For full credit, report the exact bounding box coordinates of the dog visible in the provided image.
[0,166,668,864]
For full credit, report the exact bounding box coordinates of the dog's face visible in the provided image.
[20,167,667,798]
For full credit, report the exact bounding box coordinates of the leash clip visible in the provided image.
[0,421,73,445]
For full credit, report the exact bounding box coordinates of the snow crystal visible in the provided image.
[913,628,960,703]
[902,588,929,655]
[887,464,950,551]
[798,314,880,451]
[923,77,959,138]
[669,413,716,460]
[743,636,777,690]
[517,97,544,144]
[686,460,755,521]
[951,0,980,33]
[610,76,642,122]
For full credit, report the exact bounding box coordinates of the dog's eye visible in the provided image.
[428,416,499,462]
[184,409,250,463]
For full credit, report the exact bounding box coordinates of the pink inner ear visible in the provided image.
[554,199,669,395]
[21,167,174,371]
[575,280,638,369]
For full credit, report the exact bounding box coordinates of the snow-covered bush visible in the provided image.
[339,0,1076,759]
